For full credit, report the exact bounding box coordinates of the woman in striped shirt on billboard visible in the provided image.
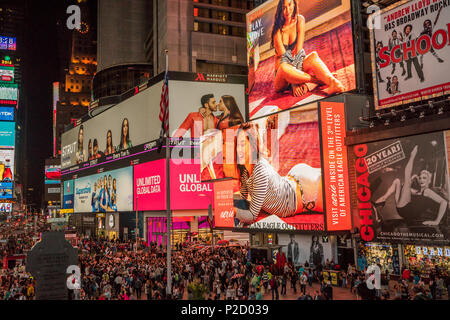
[234,123,323,224]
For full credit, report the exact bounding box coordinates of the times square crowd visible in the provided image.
[0,217,449,300]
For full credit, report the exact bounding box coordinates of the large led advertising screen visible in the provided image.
[204,101,351,232]
[0,83,18,102]
[370,0,450,109]
[0,107,14,121]
[0,182,13,199]
[247,0,355,119]
[352,131,449,244]
[0,149,14,181]
[45,164,61,184]
[74,167,133,213]
[170,159,213,211]
[0,122,15,147]
[204,102,325,232]
[134,159,167,211]
[169,80,246,139]
[61,81,163,169]
[0,36,16,51]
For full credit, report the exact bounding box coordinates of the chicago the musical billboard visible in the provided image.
[352,131,449,244]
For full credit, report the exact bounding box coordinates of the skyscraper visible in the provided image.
[151,0,256,75]
[93,0,153,100]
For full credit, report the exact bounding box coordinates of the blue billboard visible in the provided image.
[0,181,13,199]
[0,107,14,121]
[0,37,16,51]
[0,122,15,147]
[63,180,74,209]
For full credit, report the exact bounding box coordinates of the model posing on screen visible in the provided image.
[216,95,245,130]
[104,130,116,155]
[173,94,219,138]
[75,125,86,164]
[116,118,132,151]
[271,0,345,97]
[234,123,323,224]
[374,146,448,226]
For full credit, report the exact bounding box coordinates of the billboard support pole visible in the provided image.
[164,50,172,297]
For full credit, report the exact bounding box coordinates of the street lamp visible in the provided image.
[135,196,139,253]
[198,193,214,249]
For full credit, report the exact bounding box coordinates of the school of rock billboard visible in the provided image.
[203,101,351,233]
[370,0,450,109]
[352,131,450,244]
[247,0,356,119]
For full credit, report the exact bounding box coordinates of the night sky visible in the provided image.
[23,0,93,208]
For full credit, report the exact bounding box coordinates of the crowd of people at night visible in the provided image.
[0,216,449,300]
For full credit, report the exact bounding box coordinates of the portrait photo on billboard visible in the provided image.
[247,0,355,119]
[61,81,163,169]
[74,167,133,213]
[278,233,332,267]
[203,102,324,232]
[370,0,450,109]
[356,131,449,244]
[169,80,246,141]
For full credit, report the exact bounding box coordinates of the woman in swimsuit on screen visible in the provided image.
[272,0,345,97]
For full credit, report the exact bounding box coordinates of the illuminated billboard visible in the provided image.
[370,0,450,109]
[0,149,14,182]
[0,122,15,147]
[0,107,14,121]
[352,131,449,244]
[247,0,355,119]
[169,80,246,139]
[74,167,133,213]
[205,102,325,232]
[0,83,17,101]
[0,66,14,83]
[0,182,13,199]
[0,37,16,51]
[203,101,351,232]
[45,164,61,184]
[61,81,163,169]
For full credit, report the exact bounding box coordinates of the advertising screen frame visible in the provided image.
[246,0,357,120]
[0,121,15,148]
[369,0,450,110]
[0,107,14,121]
[61,72,248,175]
[352,130,450,245]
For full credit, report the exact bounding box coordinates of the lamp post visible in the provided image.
[198,193,214,249]
[135,196,139,253]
